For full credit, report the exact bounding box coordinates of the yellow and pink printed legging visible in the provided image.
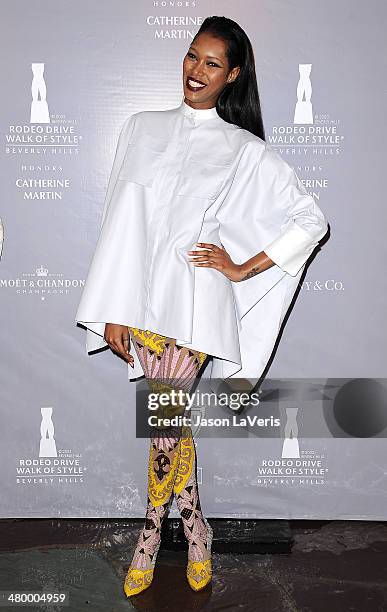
[127,325,208,428]
[127,326,207,383]
[124,326,211,578]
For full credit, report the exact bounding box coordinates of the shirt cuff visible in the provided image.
[263,221,321,276]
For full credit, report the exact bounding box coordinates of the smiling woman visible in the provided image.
[75,14,328,599]
[183,34,240,105]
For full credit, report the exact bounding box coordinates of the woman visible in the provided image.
[75,16,328,597]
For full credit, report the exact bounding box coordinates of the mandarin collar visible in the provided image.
[179,98,219,122]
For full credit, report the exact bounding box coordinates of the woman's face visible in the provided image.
[183,32,240,109]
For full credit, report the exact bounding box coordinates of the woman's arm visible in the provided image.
[187,243,275,281]
[188,145,328,281]
[239,250,275,280]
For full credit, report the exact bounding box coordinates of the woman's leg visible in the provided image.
[124,328,181,595]
[171,388,213,589]
[124,327,211,594]
[154,336,212,589]
[174,431,211,563]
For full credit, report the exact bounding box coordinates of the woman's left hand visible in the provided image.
[187,242,244,282]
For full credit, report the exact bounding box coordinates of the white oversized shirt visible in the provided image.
[75,98,328,385]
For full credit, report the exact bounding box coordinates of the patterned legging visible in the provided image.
[129,326,207,432]
[125,326,211,577]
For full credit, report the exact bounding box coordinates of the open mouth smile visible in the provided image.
[186,77,207,91]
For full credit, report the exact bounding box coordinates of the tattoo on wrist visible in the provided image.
[241,265,260,280]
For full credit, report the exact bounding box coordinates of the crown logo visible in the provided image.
[36,265,48,276]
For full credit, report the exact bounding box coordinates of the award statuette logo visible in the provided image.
[294,63,313,125]
[30,62,50,124]
[39,406,57,458]
[281,406,300,459]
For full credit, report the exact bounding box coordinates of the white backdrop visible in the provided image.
[1,0,387,519]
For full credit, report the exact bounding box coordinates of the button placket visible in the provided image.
[144,115,196,324]
[143,121,188,322]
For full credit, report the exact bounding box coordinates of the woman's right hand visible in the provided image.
[104,323,135,368]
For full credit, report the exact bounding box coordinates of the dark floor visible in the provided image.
[0,519,386,612]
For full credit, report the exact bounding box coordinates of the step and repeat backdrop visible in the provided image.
[1,0,387,519]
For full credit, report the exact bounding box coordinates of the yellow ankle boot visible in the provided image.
[186,518,213,591]
[123,539,161,597]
